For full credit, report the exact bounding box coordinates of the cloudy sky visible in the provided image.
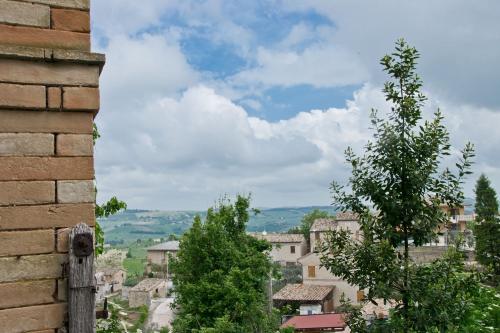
[91,0,500,210]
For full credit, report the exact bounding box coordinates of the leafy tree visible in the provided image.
[473,174,500,284]
[171,195,279,332]
[321,39,474,332]
[474,174,499,221]
[93,124,127,255]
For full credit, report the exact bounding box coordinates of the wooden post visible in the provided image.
[69,223,95,333]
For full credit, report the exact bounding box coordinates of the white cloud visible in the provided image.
[280,0,500,108]
[232,45,370,88]
[91,0,500,210]
[96,85,378,210]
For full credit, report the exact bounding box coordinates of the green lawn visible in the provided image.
[123,257,146,277]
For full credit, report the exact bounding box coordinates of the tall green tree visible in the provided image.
[171,195,279,333]
[473,174,500,284]
[474,174,499,221]
[321,39,474,332]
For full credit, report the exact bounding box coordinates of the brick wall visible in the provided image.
[0,1,103,332]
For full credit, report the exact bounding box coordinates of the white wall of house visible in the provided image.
[299,253,362,308]
[300,304,322,315]
[269,241,307,264]
[310,220,361,253]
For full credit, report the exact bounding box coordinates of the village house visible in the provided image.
[273,283,335,315]
[146,240,180,266]
[249,232,307,265]
[297,213,364,308]
[129,278,167,308]
[95,268,127,302]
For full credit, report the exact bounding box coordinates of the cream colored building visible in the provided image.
[250,232,307,265]
[147,241,180,266]
[299,213,364,308]
[129,278,167,308]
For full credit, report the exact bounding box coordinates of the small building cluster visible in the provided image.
[252,205,473,331]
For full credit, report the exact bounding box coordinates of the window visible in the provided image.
[315,232,320,241]
[290,246,295,254]
[357,290,365,302]
[308,266,316,278]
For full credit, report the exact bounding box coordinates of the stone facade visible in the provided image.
[0,0,103,332]
[129,279,167,308]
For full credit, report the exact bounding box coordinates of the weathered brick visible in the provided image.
[0,83,45,109]
[48,87,62,109]
[17,0,89,10]
[0,24,90,51]
[0,181,55,206]
[0,203,94,230]
[0,133,54,156]
[0,58,99,86]
[51,8,89,32]
[57,180,94,203]
[0,303,66,333]
[0,0,50,28]
[56,228,69,252]
[0,254,67,282]
[0,229,54,256]
[0,280,55,309]
[56,134,92,156]
[63,86,99,111]
[0,110,93,134]
[0,156,93,180]
[57,279,67,301]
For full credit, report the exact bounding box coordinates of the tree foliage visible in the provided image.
[171,195,279,333]
[288,209,332,247]
[473,174,500,284]
[474,174,499,221]
[321,39,474,332]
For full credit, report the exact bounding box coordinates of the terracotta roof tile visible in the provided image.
[273,283,334,301]
[130,278,165,292]
[281,313,346,330]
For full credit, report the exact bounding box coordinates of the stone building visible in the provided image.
[0,1,103,331]
[147,240,180,266]
[299,214,364,308]
[129,278,167,308]
[249,232,307,265]
[273,283,335,315]
[95,268,127,302]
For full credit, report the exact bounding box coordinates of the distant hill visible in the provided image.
[100,198,475,245]
[99,206,338,244]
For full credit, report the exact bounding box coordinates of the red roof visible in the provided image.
[281,313,346,330]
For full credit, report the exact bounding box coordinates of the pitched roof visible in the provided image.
[281,313,346,330]
[310,212,359,231]
[146,241,180,251]
[273,283,334,302]
[310,218,336,232]
[336,211,359,221]
[130,278,165,292]
[249,232,305,243]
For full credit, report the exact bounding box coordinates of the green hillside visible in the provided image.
[99,206,338,244]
